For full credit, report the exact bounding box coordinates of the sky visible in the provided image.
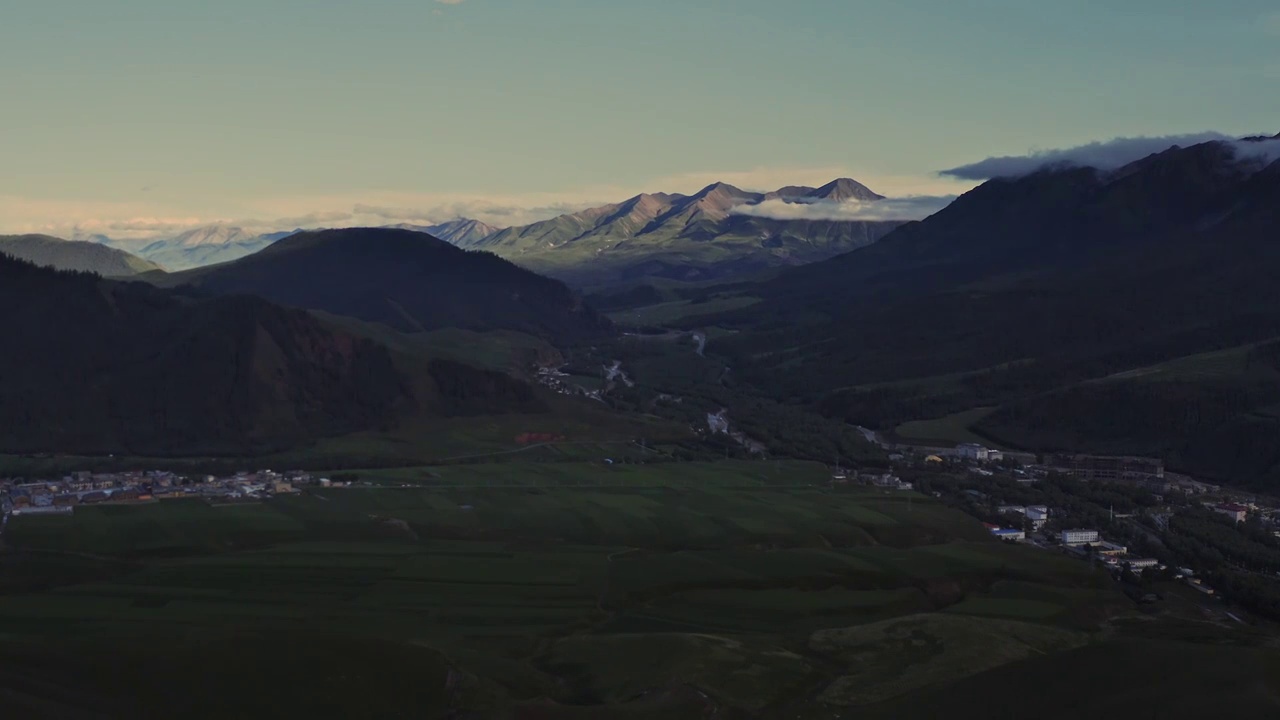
[1,0,1277,237]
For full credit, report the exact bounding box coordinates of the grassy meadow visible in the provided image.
[1,461,1273,718]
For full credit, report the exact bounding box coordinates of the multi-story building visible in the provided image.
[1048,454,1164,482]
[1026,506,1050,530]
[1061,529,1100,546]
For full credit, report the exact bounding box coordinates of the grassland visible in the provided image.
[351,459,830,488]
[607,296,761,327]
[0,461,1270,718]
[893,407,1001,447]
[0,394,690,478]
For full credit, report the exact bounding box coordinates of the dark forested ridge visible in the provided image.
[0,253,412,456]
[162,228,614,345]
[694,138,1280,485]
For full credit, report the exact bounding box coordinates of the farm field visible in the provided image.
[0,462,1270,718]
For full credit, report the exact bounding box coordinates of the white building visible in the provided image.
[1026,506,1049,529]
[992,528,1025,541]
[999,505,1026,515]
[1125,558,1159,570]
[1061,529,1100,546]
[956,443,991,462]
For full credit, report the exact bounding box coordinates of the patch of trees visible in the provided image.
[427,358,546,416]
[1168,510,1280,575]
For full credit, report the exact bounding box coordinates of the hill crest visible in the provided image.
[0,234,161,276]
[164,227,613,344]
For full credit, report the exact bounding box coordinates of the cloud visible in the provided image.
[941,132,1280,180]
[648,166,974,198]
[731,195,955,223]
[0,166,977,241]
[941,133,1232,179]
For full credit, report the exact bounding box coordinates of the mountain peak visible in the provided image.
[693,182,751,199]
[806,178,884,202]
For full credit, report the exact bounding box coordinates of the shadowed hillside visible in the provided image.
[0,254,412,456]
[0,235,161,276]
[696,138,1280,485]
[161,228,613,344]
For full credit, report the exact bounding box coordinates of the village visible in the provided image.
[0,469,354,529]
[837,438,1280,618]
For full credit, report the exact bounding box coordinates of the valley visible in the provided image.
[4,134,1280,718]
[8,5,1280,718]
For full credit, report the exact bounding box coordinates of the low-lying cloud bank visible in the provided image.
[943,132,1280,180]
[731,195,956,222]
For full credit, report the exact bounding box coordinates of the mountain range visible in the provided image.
[0,235,161,276]
[384,219,502,246]
[692,135,1280,486]
[155,227,613,344]
[459,178,905,286]
[83,226,298,271]
[140,226,298,270]
[61,178,909,284]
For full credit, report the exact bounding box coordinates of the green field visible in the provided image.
[893,407,1001,447]
[0,461,1270,718]
[0,395,692,478]
[607,296,761,327]
[353,459,831,488]
[1093,340,1277,385]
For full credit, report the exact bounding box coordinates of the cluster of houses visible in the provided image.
[1056,528,1162,571]
[535,364,605,402]
[982,504,1050,541]
[997,504,1051,529]
[0,469,330,518]
[832,468,914,491]
[981,519,1165,572]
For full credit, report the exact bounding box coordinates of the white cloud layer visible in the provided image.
[942,133,1280,180]
[730,195,955,222]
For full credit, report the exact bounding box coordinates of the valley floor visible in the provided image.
[1,460,1277,718]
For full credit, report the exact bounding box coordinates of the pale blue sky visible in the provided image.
[1,0,1276,235]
